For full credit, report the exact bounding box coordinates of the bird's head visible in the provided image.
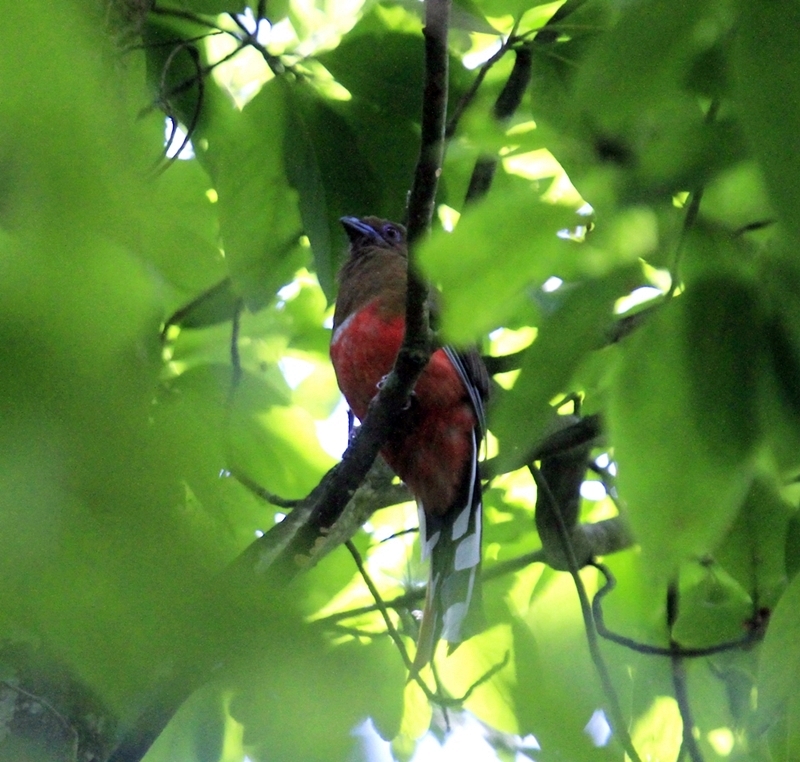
[340,216,407,255]
[334,216,409,328]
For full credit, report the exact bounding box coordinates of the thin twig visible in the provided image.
[230,468,300,509]
[591,562,763,657]
[445,29,517,139]
[667,583,704,762]
[344,540,436,697]
[530,466,642,762]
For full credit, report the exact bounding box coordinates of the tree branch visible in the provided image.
[529,465,642,762]
[464,45,532,205]
[591,562,765,657]
[405,0,451,248]
[667,583,705,762]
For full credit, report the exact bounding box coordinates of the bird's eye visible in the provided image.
[382,224,402,243]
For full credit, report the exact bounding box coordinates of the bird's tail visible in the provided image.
[412,433,484,670]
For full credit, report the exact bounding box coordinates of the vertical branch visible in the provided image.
[464,46,532,206]
[529,466,642,762]
[405,0,451,248]
[401,0,452,362]
[668,583,705,762]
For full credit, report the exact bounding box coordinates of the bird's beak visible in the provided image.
[340,216,380,244]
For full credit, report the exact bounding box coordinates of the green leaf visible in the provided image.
[573,0,708,131]
[512,579,621,761]
[758,572,800,731]
[144,160,226,301]
[419,186,612,343]
[734,0,800,244]
[229,634,405,762]
[713,478,792,610]
[228,373,334,498]
[318,27,426,121]
[284,85,377,300]
[492,267,638,472]
[202,79,306,309]
[317,14,473,219]
[682,272,761,463]
[671,562,752,648]
[167,278,241,331]
[609,272,761,579]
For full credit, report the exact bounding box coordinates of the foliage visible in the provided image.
[1,0,800,761]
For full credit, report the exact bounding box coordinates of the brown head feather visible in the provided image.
[334,217,409,330]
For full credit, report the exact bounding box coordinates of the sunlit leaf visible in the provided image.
[609,271,760,579]
[202,78,306,309]
[492,266,639,472]
[419,186,610,342]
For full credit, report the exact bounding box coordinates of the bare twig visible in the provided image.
[344,540,436,695]
[405,0,452,247]
[445,30,517,139]
[231,468,300,509]
[667,583,705,762]
[529,466,642,762]
[591,562,763,657]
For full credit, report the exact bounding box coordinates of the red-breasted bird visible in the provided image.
[331,215,489,666]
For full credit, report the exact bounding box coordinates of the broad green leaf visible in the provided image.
[629,697,682,762]
[682,273,761,463]
[419,187,608,343]
[700,161,774,233]
[284,86,334,299]
[318,27,426,121]
[713,478,792,610]
[512,573,622,761]
[758,572,800,731]
[229,635,404,762]
[671,562,752,648]
[609,273,760,579]
[492,267,639,472]
[573,0,708,131]
[284,85,377,300]
[144,685,227,762]
[203,79,305,309]
[317,14,473,217]
[435,625,517,733]
[528,0,612,134]
[767,691,800,762]
[734,0,800,244]
[144,160,225,300]
[166,278,241,331]
[228,375,334,498]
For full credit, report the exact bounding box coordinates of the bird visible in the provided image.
[330,215,489,667]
